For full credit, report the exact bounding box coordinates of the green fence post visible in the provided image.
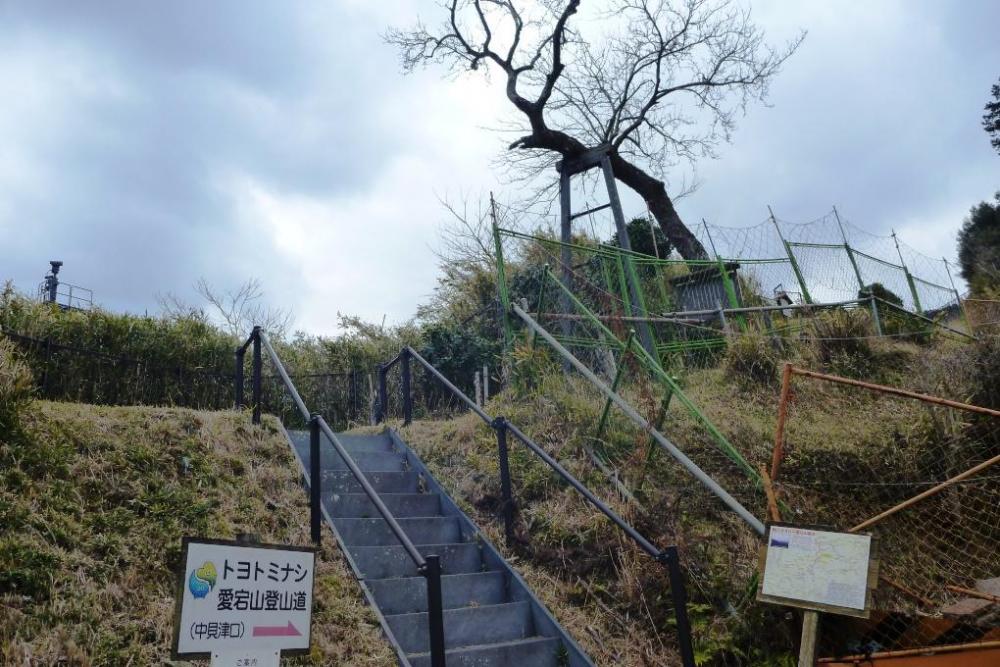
[717,259,746,332]
[833,206,866,292]
[769,206,813,304]
[491,198,514,351]
[891,230,923,315]
[943,257,972,334]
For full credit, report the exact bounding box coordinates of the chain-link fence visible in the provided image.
[769,366,1000,658]
[4,328,373,430]
[493,205,971,372]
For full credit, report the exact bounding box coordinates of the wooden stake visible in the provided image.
[798,610,819,667]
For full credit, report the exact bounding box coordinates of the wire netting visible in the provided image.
[770,371,1000,657]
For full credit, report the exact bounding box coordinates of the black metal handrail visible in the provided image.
[376,345,696,667]
[238,329,446,667]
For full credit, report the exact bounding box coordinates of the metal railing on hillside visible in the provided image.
[238,327,446,667]
[375,345,697,667]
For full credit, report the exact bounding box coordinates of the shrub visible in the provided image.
[0,336,33,435]
[723,332,782,388]
[809,309,876,376]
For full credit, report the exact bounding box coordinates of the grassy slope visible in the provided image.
[369,335,982,665]
[0,401,395,667]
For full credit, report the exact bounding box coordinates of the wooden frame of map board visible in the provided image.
[756,523,880,619]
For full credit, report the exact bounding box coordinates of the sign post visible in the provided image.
[172,537,316,664]
[757,524,878,666]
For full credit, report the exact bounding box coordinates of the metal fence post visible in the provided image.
[869,295,883,337]
[309,414,322,546]
[493,416,516,546]
[423,555,446,667]
[375,363,388,424]
[42,337,52,396]
[251,326,262,425]
[401,350,412,426]
[659,546,696,667]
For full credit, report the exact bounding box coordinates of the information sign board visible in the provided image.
[172,537,316,659]
[757,523,877,618]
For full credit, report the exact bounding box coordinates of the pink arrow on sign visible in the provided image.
[252,621,301,637]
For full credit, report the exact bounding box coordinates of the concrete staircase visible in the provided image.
[286,428,592,667]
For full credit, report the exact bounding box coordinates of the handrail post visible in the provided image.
[234,346,245,410]
[375,363,388,424]
[493,416,515,546]
[401,349,412,426]
[309,414,322,546]
[251,326,262,425]
[659,547,696,667]
[423,555,446,667]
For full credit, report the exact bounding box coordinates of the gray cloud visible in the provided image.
[1,1,998,332]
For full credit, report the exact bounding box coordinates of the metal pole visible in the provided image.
[833,206,866,292]
[596,329,635,440]
[42,337,52,396]
[491,192,514,351]
[869,295,883,336]
[892,230,923,315]
[234,347,245,409]
[251,326,262,425]
[702,219,719,259]
[770,362,793,482]
[769,206,813,304]
[376,363,387,424]
[601,156,657,358]
[513,303,766,535]
[660,547,696,667]
[423,555,446,667]
[943,257,972,334]
[401,350,412,426]
[559,169,574,348]
[482,364,489,403]
[494,416,515,546]
[309,414,322,546]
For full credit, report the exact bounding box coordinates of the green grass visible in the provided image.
[0,401,394,666]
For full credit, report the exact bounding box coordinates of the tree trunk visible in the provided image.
[610,152,709,260]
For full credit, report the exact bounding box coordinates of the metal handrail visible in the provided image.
[404,346,660,556]
[380,344,697,666]
[258,331,310,423]
[239,328,445,667]
[513,303,766,536]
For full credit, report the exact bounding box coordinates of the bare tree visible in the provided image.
[196,277,293,339]
[387,0,802,259]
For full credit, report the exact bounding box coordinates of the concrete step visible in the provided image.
[348,543,486,579]
[322,470,420,494]
[407,637,562,667]
[324,492,441,519]
[367,571,507,616]
[334,516,461,547]
[289,430,395,455]
[386,601,534,654]
[309,448,405,472]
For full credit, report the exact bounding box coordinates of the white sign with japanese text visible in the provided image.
[172,538,316,659]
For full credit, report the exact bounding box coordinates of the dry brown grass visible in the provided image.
[0,401,394,667]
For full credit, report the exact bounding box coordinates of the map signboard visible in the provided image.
[757,524,877,618]
[172,537,316,659]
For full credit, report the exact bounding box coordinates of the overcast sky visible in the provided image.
[2,1,998,336]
